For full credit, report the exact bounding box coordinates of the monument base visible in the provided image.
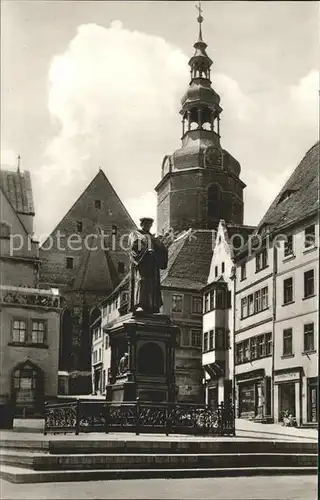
[106,312,178,403]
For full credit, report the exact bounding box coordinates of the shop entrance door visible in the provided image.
[239,383,256,418]
[279,382,295,420]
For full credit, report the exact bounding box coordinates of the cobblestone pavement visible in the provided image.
[1,476,317,500]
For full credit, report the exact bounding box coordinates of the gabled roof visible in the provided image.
[71,226,120,293]
[256,141,319,233]
[0,168,34,215]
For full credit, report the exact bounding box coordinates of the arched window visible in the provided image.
[0,222,10,238]
[207,184,221,220]
[137,342,164,376]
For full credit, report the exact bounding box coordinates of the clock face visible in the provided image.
[204,146,223,168]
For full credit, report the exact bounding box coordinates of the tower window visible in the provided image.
[66,257,74,269]
[76,221,83,232]
[95,200,102,209]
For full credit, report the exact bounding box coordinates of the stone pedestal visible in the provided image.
[106,312,178,403]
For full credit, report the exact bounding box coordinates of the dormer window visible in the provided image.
[278,189,296,204]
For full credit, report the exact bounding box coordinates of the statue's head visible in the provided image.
[140,217,154,232]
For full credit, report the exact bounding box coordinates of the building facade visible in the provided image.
[0,168,61,425]
[39,169,135,394]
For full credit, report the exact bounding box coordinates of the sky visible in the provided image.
[1,1,319,239]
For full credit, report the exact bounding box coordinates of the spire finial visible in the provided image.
[195,1,203,40]
[17,154,21,173]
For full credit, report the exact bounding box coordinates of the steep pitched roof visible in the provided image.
[71,226,120,293]
[256,141,319,233]
[0,168,34,215]
[160,229,213,290]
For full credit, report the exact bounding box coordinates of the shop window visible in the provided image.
[172,294,183,313]
[283,328,293,355]
[284,234,293,257]
[307,378,318,423]
[304,270,314,298]
[304,225,315,249]
[304,323,314,352]
[283,277,293,304]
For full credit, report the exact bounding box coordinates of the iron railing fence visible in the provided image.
[44,399,235,436]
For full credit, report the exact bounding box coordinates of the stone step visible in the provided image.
[0,451,317,471]
[1,464,317,483]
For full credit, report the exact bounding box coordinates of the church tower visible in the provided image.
[155,5,246,234]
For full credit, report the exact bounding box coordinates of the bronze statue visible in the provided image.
[129,217,168,314]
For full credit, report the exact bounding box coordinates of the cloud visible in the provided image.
[26,20,317,236]
[0,148,18,167]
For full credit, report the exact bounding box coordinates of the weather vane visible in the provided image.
[196,1,203,23]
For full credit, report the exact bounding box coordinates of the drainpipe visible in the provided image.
[271,243,277,422]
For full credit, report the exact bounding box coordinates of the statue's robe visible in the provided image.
[129,229,168,313]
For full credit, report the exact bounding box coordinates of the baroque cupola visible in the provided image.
[155,2,246,234]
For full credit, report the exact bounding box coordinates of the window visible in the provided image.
[257,335,265,357]
[191,329,201,348]
[0,221,10,238]
[248,294,254,315]
[304,270,314,298]
[95,200,102,209]
[240,263,246,281]
[254,289,262,313]
[204,293,210,313]
[105,333,109,349]
[283,328,293,355]
[250,337,258,360]
[216,289,225,309]
[243,340,250,361]
[215,266,218,277]
[256,249,268,272]
[265,333,272,356]
[117,261,125,274]
[192,296,202,314]
[284,235,293,257]
[112,225,117,235]
[98,348,101,361]
[209,290,214,310]
[93,350,98,363]
[283,277,293,304]
[66,257,74,269]
[241,297,247,319]
[172,294,183,312]
[31,321,45,344]
[236,343,244,364]
[261,287,268,310]
[76,221,83,232]
[209,330,214,350]
[304,323,314,352]
[304,225,315,248]
[203,331,208,352]
[221,262,225,273]
[12,320,27,343]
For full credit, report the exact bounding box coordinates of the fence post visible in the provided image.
[43,402,48,435]
[220,401,224,436]
[135,397,140,436]
[75,399,80,436]
[105,402,109,434]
